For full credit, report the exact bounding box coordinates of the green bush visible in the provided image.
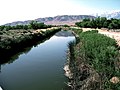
[74,30,120,89]
[71,28,83,34]
[76,17,120,29]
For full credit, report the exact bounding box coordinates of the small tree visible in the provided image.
[100,17,107,28]
[29,20,38,29]
[29,20,46,29]
[0,25,5,30]
[103,21,108,28]
[63,24,70,27]
[23,25,29,30]
[108,23,113,29]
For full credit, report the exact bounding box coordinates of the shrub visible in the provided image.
[72,30,120,89]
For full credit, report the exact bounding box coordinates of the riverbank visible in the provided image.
[65,28,120,90]
[81,28,120,46]
[0,27,61,64]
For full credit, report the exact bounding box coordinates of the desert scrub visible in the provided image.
[0,28,61,64]
[69,30,120,90]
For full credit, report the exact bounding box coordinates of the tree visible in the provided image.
[100,17,107,27]
[81,22,88,28]
[15,25,24,29]
[103,21,109,28]
[29,20,38,29]
[5,26,12,30]
[111,19,119,29]
[74,17,120,29]
[0,25,5,30]
[37,22,45,29]
[108,23,113,29]
[118,19,120,28]
[95,17,102,29]
[23,25,29,30]
[29,20,46,29]
[91,19,97,28]
[83,18,90,22]
[86,21,92,28]
[63,24,70,27]
[75,22,82,27]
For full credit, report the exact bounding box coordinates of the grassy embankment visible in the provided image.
[67,28,120,90]
[0,27,61,64]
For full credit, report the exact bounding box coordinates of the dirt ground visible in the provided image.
[82,28,120,46]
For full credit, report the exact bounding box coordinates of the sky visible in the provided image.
[0,0,120,25]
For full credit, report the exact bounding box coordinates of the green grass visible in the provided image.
[69,29,120,90]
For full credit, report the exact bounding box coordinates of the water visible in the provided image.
[0,31,75,90]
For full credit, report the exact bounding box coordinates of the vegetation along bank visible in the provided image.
[75,17,120,30]
[65,28,120,90]
[0,26,61,64]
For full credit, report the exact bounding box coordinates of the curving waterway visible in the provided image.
[0,31,75,90]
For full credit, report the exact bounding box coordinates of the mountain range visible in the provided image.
[99,11,120,19]
[4,11,120,26]
[5,15,95,26]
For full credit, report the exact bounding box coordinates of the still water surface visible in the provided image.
[0,31,75,90]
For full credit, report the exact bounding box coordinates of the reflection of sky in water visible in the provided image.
[0,32,75,90]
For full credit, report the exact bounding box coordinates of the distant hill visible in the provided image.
[5,15,95,26]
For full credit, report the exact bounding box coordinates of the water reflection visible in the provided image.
[0,35,53,65]
[0,31,75,90]
[0,64,1,73]
[1,30,74,65]
[55,30,74,37]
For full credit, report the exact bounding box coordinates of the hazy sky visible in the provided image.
[0,0,120,25]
